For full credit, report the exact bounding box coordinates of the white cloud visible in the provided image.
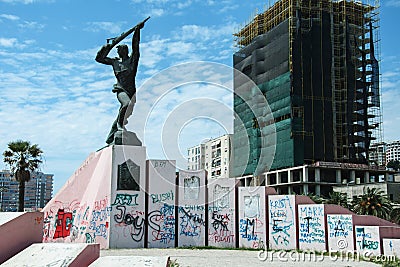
[85,22,125,35]
[147,8,165,17]
[18,20,45,30]
[0,14,20,20]
[0,37,18,47]
[0,0,54,3]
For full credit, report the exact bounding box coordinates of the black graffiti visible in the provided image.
[180,207,206,226]
[114,205,145,242]
[211,211,229,231]
[304,216,312,233]
[333,219,345,237]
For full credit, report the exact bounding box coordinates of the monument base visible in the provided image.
[113,130,142,146]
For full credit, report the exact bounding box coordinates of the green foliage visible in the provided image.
[305,193,325,204]
[3,140,43,212]
[387,160,400,171]
[350,187,392,220]
[325,191,349,208]
[390,205,400,224]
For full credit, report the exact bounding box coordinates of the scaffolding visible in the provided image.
[233,0,383,175]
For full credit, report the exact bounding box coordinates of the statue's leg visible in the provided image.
[105,119,118,144]
[117,92,131,130]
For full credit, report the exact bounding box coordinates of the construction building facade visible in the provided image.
[233,0,384,195]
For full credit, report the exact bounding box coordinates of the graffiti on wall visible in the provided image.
[179,205,205,237]
[112,193,145,242]
[355,226,380,255]
[208,184,235,246]
[148,203,175,245]
[383,239,400,256]
[239,193,264,249]
[268,195,296,249]
[43,196,111,246]
[327,214,353,251]
[184,176,200,200]
[298,204,325,251]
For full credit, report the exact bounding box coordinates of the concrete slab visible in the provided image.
[2,243,99,267]
[100,248,381,267]
[90,256,169,267]
[0,212,43,264]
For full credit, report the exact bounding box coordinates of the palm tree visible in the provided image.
[390,205,400,225]
[3,140,43,212]
[350,187,392,220]
[325,191,349,208]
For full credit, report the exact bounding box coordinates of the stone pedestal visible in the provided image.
[42,145,147,249]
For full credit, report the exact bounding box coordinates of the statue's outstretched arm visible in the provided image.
[95,44,113,65]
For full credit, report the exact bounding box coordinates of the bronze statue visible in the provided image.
[96,17,150,145]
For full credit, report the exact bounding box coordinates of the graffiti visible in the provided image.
[114,205,145,242]
[355,226,380,252]
[148,203,175,244]
[244,195,260,218]
[239,218,263,241]
[34,216,43,225]
[85,233,95,243]
[213,184,230,209]
[268,195,296,249]
[94,197,108,210]
[150,190,174,204]
[112,193,139,206]
[298,205,325,249]
[53,209,73,239]
[211,211,230,231]
[45,257,74,267]
[184,176,200,200]
[153,160,167,168]
[179,207,205,237]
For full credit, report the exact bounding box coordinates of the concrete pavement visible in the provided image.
[100,248,383,267]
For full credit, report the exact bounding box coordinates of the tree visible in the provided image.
[387,160,400,171]
[3,140,43,212]
[390,205,400,225]
[350,187,392,220]
[305,192,325,204]
[325,191,349,208]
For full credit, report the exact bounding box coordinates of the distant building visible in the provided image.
[187,144,205,171]
[386,140,400,163]
[187,134,232,178]
[370,142,387,166]
[0,170,53,211]
[333,181,400,202]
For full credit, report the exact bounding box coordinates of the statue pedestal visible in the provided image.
[42,145,147,249]
[113,130,142,146]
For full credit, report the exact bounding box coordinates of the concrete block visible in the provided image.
[90,256,170,267]
[0,212,44,264]
[298,204,326,251]
[327,214,354,251]
[2,243,99,267]
[355,226,381,255]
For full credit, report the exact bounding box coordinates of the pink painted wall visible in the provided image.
[42,146,113,248]
[0,212,44,264]
[69,244,100,267]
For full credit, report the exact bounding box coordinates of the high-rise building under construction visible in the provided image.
[233,0,386,195]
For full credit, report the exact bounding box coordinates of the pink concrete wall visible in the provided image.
[42,146,113,248]
[0,212,44,264]
[69,244,100,267]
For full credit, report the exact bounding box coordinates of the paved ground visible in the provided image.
[101,248,383,267]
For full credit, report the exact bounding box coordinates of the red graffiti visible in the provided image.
[34,216,43,225]
[53,209,73,239]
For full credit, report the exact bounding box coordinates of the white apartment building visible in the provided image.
[386,140,400,163]
[187,144,205,171]
[187,134,232,179]
[370,142,386,166]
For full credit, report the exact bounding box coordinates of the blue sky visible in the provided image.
[0,0,399,194]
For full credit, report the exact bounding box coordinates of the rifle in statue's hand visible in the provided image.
[107,16,150,46]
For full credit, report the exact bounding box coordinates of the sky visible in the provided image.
[0,0,399,195]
